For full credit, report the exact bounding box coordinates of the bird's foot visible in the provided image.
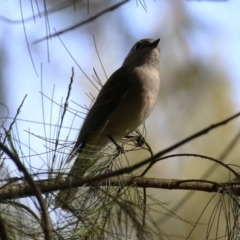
[136,135,145,147]
[116,144,124,154]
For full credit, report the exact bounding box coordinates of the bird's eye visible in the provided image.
[134,42,141,50]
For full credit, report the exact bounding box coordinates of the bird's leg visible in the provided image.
[108,136,124,154]
[133,129,145,147]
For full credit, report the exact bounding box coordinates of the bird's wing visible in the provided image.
[67,67,131,161]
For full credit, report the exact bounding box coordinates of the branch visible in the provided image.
[1,112,239,203]
[1,176,240,201]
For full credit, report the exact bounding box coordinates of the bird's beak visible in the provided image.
[151,38,160,48]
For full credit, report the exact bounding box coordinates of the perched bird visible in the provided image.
[55,38,161,209]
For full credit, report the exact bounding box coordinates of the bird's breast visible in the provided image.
[134,67,160,120]
[106,67,160,138]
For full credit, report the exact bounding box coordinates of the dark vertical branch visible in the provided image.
[0,143,52,240]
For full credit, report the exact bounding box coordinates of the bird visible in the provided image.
[55,38,161,209]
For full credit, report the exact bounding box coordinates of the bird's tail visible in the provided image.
[54,146,102,210]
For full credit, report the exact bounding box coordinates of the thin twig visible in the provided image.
[143,187,146,228]
[54,68,74,153]
[158,129,240,224]
[0,213,9,240]
[19,0,38,75]
[34,0,130,43]
[141,112,240,175]
[93,34,108,80]
[1,95,27,147]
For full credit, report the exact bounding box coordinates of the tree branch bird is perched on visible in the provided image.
[55,38,161,209]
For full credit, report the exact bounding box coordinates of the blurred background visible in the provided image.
[0,0,240,238]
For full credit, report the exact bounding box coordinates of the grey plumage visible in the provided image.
[55,38,160,209]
